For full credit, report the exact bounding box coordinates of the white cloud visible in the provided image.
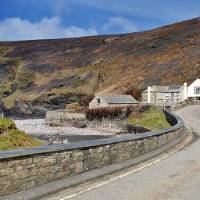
[103,17,138,34]
[0,16,97,41]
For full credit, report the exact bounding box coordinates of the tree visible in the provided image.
[125,87,141,100]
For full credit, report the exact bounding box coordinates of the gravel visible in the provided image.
[14,119,114,136]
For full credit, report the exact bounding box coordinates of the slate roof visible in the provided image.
[98,95,138,104]
[142,85,183,93]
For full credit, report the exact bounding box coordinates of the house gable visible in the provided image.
[89,96,108,109]
[188,79,200,97]
[89,95,138,109]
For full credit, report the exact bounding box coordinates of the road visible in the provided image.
[44,105,200,200]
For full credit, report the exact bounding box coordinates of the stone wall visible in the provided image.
[45,108,148,133]
[171,102,200,111]
[86,120,150,134]
[0,111,185,197]
[141,92,156,103]
[45,109,86,127]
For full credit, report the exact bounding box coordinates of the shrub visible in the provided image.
[0,130,42,150]
[86,106,135,120]
[16,64,35,89]
[7,57,21,68]
[79,94,94,106]
[139,104,151,113]
[16,69,34,89]
[0,118,16,134]
[125,87,141,100]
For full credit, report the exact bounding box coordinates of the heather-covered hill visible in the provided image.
[0,17,199,116]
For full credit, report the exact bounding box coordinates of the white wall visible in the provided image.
[89,96,109,109]
[143,86,185,104]
[187,79,200,98]
[179,86,186,102]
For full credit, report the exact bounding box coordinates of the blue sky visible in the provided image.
[0,0,199,41]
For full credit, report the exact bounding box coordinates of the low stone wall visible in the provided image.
[86,120,150,134]
[171,103,187,111]
[171,102,200,111]
[0,111,185,197]
[45,109,86,127]
[45,109,149,133]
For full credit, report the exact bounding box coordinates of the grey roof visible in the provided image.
[98,95,138,104]
[142,85,183,93]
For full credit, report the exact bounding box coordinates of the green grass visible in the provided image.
[0,118,42,150]
[0,118,16,133]
[128,107,170,130]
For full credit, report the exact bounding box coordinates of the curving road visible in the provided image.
[44,105,200,200]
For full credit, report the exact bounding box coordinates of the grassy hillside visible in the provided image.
[128,107,170,130]
[0,17,199,116]
[0,118,42,150]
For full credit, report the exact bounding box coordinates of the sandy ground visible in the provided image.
[14,119,114,136]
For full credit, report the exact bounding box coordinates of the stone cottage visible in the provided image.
[89,95,138,109]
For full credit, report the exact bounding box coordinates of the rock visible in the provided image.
[63,139,69,144]
[3,93,85,118]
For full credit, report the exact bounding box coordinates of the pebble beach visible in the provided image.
[14,118,114,137]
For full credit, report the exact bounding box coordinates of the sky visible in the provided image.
[0,0,199,41]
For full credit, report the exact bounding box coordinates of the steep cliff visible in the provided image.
[0,17,199,116]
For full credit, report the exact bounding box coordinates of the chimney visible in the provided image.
[183,82,188,101]
[147,86,151,103]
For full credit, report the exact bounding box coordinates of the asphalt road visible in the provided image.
[45,105,200,200]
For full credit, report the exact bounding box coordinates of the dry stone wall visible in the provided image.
[0,111,185,197]
[45,109,149,133]
[45,109,86,127]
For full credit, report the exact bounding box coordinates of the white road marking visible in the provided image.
[55,133,192,200]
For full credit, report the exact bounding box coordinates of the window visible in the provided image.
[97,98,100,104]
[194,87,200,94]
[196,97,200,101]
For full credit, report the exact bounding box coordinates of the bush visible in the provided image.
[125,87,141,100]
[79,94,94,106]
[16,65,35,89]
[86,106,135,120]
[0,130,42,150]
[0,118,16,134]
[139,104,151,113]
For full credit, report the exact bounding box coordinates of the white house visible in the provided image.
[142,78,200,105]
[187,78,200,101]
[141,84,187,105]
[89,95,138,109]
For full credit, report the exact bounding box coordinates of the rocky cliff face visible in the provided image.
[0,17,200,117]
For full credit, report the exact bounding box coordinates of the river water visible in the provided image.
[14,119,112,144]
